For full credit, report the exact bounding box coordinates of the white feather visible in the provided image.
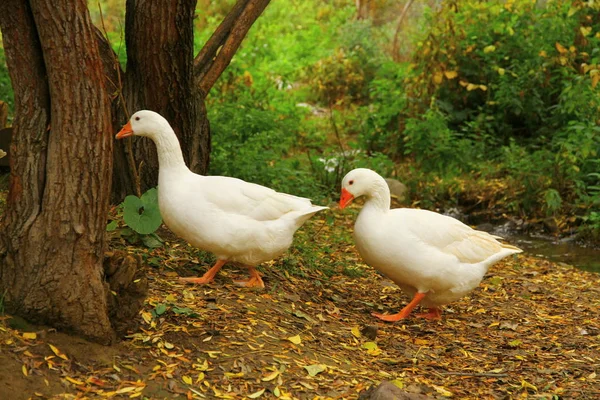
[342,168,522,308]
[125,110,327,267]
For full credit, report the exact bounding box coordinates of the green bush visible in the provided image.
[0,47,14,123]
[367,0,600,234]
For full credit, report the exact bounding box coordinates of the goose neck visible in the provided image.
[364,179,391,211]
[151,128,188,171]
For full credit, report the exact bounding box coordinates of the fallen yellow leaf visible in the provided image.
[114,386,137,394]
[182,375,193,385]
[261,371,279,382]
[247,388,265,398]
[287,335,301,345]
[351,326,361,338]
[22,332,37,340]
[48,344,68,360]
[65,376,85,386]
[432,384,453,397]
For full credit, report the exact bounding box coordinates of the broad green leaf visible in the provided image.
[122,188,162,235]
[106,220,118,231]
[154,303,167,316]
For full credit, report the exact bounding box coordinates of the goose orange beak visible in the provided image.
[339,188,354,209]
[116,121,133,139]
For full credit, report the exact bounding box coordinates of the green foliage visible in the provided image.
[107,188,163,248]
[0,46,14,123]
[122,188,162,235]
[305,20,384,105]
[358,0,600,235]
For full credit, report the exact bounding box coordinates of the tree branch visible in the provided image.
[392,0,415,62]
[194,0,271,96]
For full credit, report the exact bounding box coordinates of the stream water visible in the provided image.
[506,233,600,273]
[448,209,600,274]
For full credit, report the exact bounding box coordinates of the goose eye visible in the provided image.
[135,116,140,121]
[349,180,354,185]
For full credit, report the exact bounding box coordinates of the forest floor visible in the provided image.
[1,204,600,400]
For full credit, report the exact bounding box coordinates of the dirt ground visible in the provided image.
[1,210,599,400]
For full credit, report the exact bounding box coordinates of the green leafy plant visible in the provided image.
[151,303,198,319]
[123,188,162,235]
[107,187,163,248]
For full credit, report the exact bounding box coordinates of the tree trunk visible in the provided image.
[111,0,210,198]
[0,0,118,344]
[111,0,270,200]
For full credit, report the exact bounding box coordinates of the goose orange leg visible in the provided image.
[179,259,226,284]
[372,292,428,322]
[233,266,265,288]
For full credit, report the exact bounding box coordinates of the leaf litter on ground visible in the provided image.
[1,207,599,399]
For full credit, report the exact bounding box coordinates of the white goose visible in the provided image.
[339,168,522,321]
[116,110,327,288]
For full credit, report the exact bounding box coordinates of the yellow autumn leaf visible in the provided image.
[539,50,547,57]
[204,351,220,359]
[163,341,174,349]
[247,388,265,398]
[433,72,443,85]
[141,312,152,324]
[459,80,469,87]
[466,83,478,91]
[362,341,382,356]
[182,375,193,385]
[194,359,209,371]
[65,376,85,386]
[483,45,496,53]
[287,334,301,345]
[444,70,458,79]
[224,371,244,378]
[555,42,568,54]
[304,364,326,376]
[391,379,404,389]
[22,365,28,377]
[568,6,579,17]
[479,85,488,91]
[22,332,37,340]
[521,379,538,392]
[261,371,279,382]
[351,326,361,338]
[165,294,177,302]
[497,68,505,76]
[432,384,453,397]
[196,372,205,383]
[115,387,137,394]
[580,26,592,37]
[48,344,68,360]
[591,73,599,88]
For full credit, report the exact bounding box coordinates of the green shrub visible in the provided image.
[305,19,384,105]
[0,47,14,124]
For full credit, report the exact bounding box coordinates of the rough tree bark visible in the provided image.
[0,0,269,343]
[0,0,143,344]
[112,0,270,200]
[111,0,209,198]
